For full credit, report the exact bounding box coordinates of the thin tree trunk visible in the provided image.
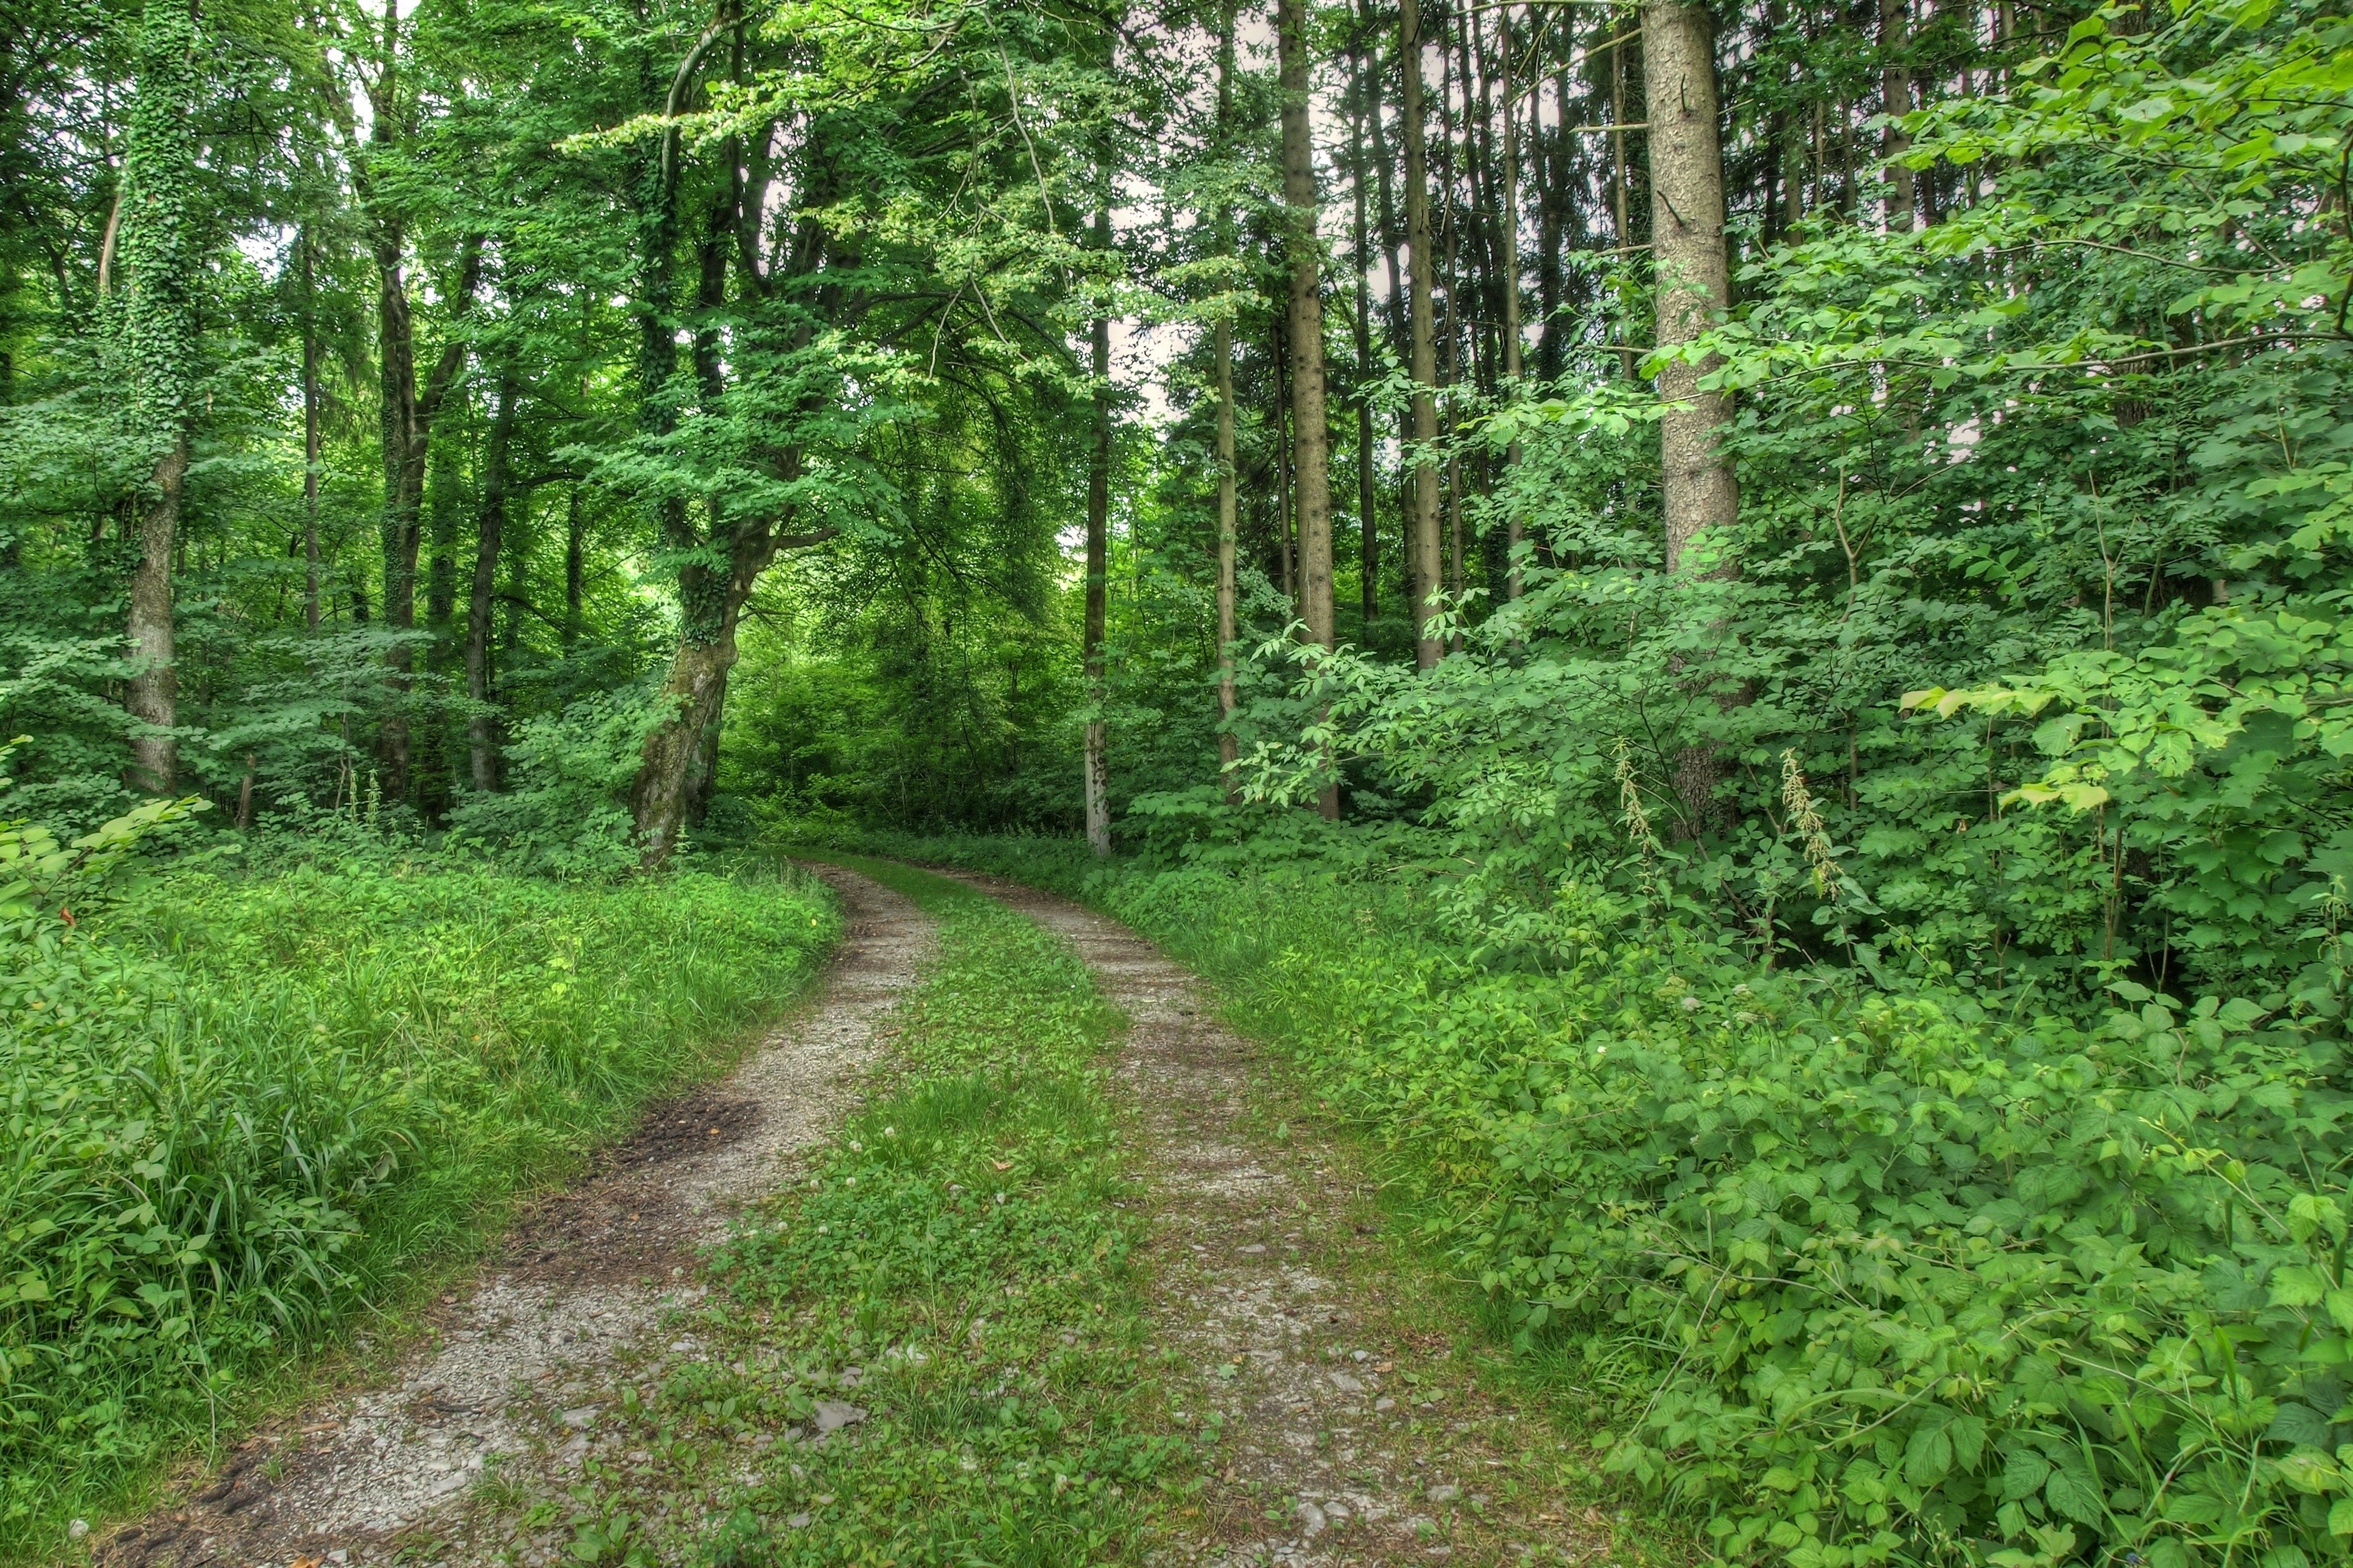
[1400,0,1444,668]
[564,482,586,646]
[302,231,322,632]
[467,370,517,792]
[1214,0,1241,795]
[1643,0,1738,573]
[1881,0,1916,231]
[1214,315,1240,793]
[1276,312,1294,609]
[1279,0,1338,818]
[1496,3,1526,598]
[1348,43,1379,628]
[1082,197,1113,858]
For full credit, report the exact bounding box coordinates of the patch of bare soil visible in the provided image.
[948,872,1618,1568]
[95,866,934,1568]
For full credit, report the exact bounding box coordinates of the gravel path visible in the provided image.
[946,872,1611,1568]
[96,867,934,1568]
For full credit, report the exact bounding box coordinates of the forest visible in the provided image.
[2,0,2350,1560]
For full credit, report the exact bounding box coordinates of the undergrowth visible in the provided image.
[799,827,2353,1568]
[0,846,837,1555]
[535,858,1201,1566]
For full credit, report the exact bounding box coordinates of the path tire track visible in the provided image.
[946,871,1614,1568]
[96,867,933,1568]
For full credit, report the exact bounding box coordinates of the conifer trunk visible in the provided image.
[1642,0,1737,574]
[1495,4,1526,598]
[1880,0,1916,231]
[1399,0,1444,668]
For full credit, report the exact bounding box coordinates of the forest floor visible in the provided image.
[91,862,1651,1568]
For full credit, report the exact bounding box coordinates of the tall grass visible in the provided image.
[0,851,838,1553]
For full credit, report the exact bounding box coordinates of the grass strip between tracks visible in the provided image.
[524,856,1205,1566]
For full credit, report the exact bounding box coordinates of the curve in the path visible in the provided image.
[945,870,1609,1568]
[98,866,934,1568]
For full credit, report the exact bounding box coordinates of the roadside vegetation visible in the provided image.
[0,797,836,1549]
[517,859,1199,1566]
[799,827,2353,1568]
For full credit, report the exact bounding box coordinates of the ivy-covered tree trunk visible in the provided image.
[120,0,201,795]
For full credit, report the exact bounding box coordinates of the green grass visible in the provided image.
[0,848,839,1557]
[521,857,1204,1566]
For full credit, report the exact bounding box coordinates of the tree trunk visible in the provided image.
[564,482,586,646]
[120,0,203,794]
[1214,0,1240,796]
[1215,316,1240,793]
[1347,43,1379,628]
[126,441,184,793]
[1881,0,1915,231]
[685,698,724,829]
[1495,3,1526,598]
[302,231,322,632]
[1275,311,1294,608]
[1642,0,1738,574]
[1279,0,1338,817]
[467,370,516,792]
[1400,0,1445,669]
[1082,198,1112,858]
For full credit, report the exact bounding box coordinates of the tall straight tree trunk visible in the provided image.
[1496,3,1526,598]
[1642,0,1737,573]
[1082,198,1113,858]
[1275,312,1294,608]
[1278,0,1338,818]
[121,0,202,794]
[368,1,422,799]
[1214,315,1240,792]
[1347,44,1379,628]
[1880,0,1916,230]
[302,230,322,632]
[1214,0,1241,794]
[1400,0,1444,668]
[467,370,517,792]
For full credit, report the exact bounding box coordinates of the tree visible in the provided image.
[119,0,203,794]
[1399,0,1445,668]
[1642,0,1736,574]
